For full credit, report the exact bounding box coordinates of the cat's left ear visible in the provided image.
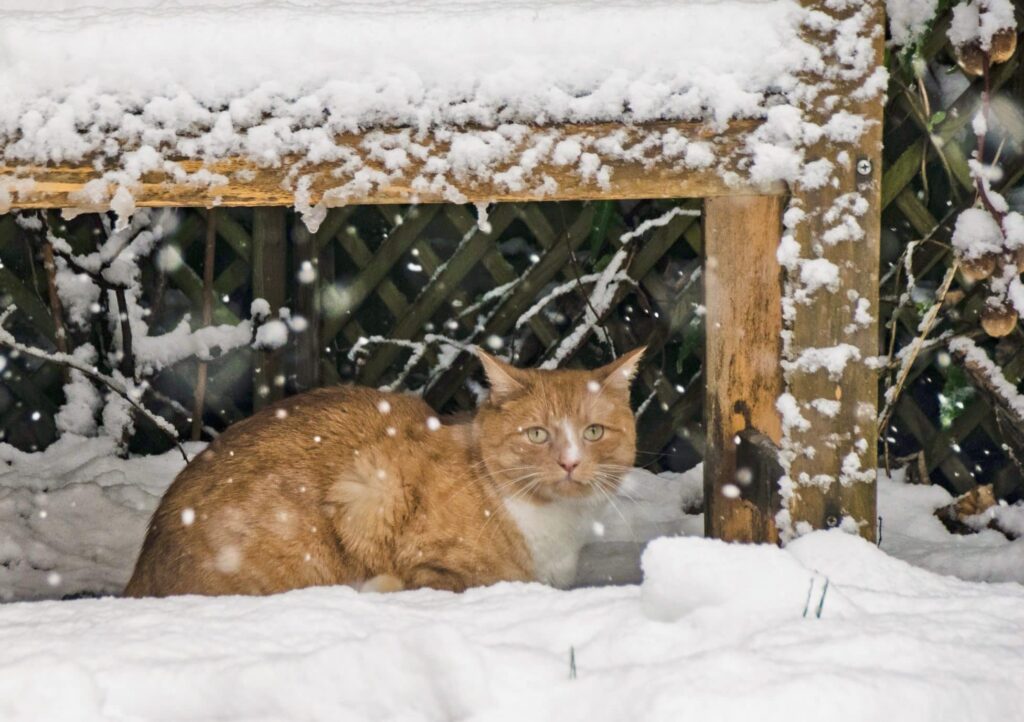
[474,347,528,403]
[595,346,646,393]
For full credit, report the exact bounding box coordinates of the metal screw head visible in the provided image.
[856,158,873,176]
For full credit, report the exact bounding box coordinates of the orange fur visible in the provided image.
[124,348,643,597]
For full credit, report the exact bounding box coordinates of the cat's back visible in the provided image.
[125,385,439,597]
[156,385,434,508]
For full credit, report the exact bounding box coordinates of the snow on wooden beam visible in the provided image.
[0,120,781,211]
[781,0,885,542]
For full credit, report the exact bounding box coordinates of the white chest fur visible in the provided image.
[504,496,606,589]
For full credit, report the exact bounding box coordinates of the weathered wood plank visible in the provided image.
[252,207,287,409]
[0,121,781,211]
[784,0,884,541]
[703,195,783,543]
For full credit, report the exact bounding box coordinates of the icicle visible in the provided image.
[474,202,492,234]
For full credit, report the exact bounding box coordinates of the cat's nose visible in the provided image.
[559,460,580,475]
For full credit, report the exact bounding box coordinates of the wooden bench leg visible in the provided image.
[703,195,784,543]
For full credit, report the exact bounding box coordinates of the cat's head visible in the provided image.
[474,347,644,503]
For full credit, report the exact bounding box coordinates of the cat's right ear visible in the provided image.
[474,347,526,403]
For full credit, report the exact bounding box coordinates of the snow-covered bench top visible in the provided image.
[0,0,849,222]
[2,0,805,148]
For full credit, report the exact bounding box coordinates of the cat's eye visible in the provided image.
[583,424,605,441]
[526,427,549,444]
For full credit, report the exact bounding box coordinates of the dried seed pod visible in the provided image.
[955,42,987,77]
[960,254,997,282]
[990,28,1018,65]
[1015,247,1024,274]
[943,289,966,308]
[981,304,1018,337]
[955,29,1018,76]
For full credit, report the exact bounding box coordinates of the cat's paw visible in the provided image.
[360,574,405,593]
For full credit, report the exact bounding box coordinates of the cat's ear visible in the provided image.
[474,347,527,403]
[595,346,646,393]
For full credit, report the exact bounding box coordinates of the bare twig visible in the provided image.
[878,260,960,435]
[560,206,615,352]
[973,51,1007,224]
[112,286,134,377]
[39,225,69,377]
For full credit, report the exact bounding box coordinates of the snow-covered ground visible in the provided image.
[2,437,1024,721]
[1,530,1022,721]
[4,434,1023,602]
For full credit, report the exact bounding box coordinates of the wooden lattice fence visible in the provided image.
[880,2,1024,500]
[2,1,1023,508]
[0,200,706,474]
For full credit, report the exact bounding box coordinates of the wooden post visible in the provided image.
[704,195,783,543]
[782,0,884,540]
[293,218,321,392]
[252,207,287,409]
[316,215,340,386]
[191,208,216,439]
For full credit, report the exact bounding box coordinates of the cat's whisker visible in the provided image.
[592,480,638,543]
[591,467,629,484]
[491,471,545,494]
[595,463,634,472]
[473,476,545,545]
[491,479,543,499]
[592,477,637,504]
[589,472,629,500]
[506,477,543,504]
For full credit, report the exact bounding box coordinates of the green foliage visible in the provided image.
[939,365,975,429]
[926,110,947,132]
[880,0,1024,494]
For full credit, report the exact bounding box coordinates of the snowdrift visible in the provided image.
[0,531,1022,721]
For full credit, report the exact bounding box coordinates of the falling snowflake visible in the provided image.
[297,261,316,284]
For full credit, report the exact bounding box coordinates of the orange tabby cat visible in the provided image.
[124,347,643,597]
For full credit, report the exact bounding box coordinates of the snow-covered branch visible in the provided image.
[0,307,189,462]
